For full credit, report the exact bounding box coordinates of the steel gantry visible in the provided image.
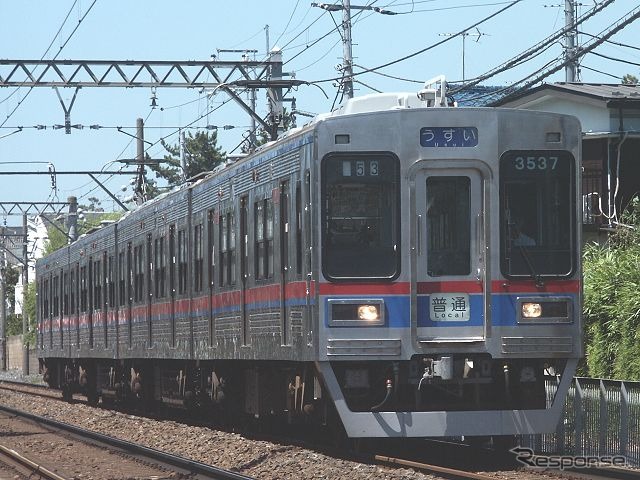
[0,54,305,139]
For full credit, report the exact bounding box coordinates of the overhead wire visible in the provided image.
[0,0,99,129]
[496,5,640,103]
[310,0,523,87]
[582,33,640,53]
[449,0,615,94]
[0,0,78,106]
[580,65,622,80]
[390,0,521,15]
[272,0,302,49]
[588,50,640,69]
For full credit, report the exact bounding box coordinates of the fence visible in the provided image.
[522,377,640,466]
[5,335,39,374]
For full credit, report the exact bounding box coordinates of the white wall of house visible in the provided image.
[13,215,47,316]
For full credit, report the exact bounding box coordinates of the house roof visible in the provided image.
[492,82,640,107]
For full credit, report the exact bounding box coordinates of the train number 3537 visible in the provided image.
[513,156,558,170]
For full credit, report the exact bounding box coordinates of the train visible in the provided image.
[36,78,583,440]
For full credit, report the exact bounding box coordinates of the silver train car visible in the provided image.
[37,85,582,439]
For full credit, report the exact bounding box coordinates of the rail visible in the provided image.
[0,403,254,480]
[0,444,68,480]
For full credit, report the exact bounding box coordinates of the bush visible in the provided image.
[583,201,640,379]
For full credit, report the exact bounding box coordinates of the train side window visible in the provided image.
[43,278,50,318]
[118,251,126,307]
[63,271,69,316]
[154,237,166,298]
[426,176,471,276]
[107,255,115,307]
[70,268,76,315]
[207,210,215,289]
[178,229,188,294]
[255,200,265,279]
[266,198,274,278]
[52,274,60,317]
[133,245,144,303]
[295,181,302,275]
[194,223,203,292]
[80,266,87,313]
[93,259,102,311]
[88,259,94,347]
[219,214,227,286]
[219,212,236,286]
[229,211,236,285]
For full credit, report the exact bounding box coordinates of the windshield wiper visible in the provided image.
[517,245,544,288]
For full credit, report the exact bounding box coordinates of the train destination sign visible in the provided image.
[420,126,478,147]
[429,293,470,321]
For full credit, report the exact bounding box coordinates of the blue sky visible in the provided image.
[0,0,638,220]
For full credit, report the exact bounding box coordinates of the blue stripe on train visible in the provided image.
[323,293,578,328]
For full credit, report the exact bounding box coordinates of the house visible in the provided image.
[494,83,640,242]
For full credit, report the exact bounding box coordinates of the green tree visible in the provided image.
[622,74,638,85]
[148,130,226,197]
[23,281,36,346]
[43,210,123,255]
[583,199,640,379]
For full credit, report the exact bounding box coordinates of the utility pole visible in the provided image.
[66,196,78,243]
[565,0,578,82]
[312,2,397,101]
[180,130,187,183]
[134,118,147,205]
[265,25,270,56]
[22,213,28,376]
[342,0,355,99]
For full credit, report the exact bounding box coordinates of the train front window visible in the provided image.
[500,151,575,278]
[426,176,471,276]
[322,153,400,280]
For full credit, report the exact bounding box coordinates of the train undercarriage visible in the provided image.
[41,355,566,440]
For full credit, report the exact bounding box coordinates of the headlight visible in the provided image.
[358,305,380,321]
[518,297,572,323]
[328,299,385,326]
[522,302,542,318]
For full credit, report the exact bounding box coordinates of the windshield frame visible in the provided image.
[499,149,576,280]
[321,151,401,282]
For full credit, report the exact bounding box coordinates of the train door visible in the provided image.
[413,167,488,343]
[146,234,153,347]
[169,225,176,347]
[279,181,290,346]
[88,258,94,348]
[240,196,249,346]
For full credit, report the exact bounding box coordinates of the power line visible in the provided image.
[588,50,640,69]
[0,0,78,107]
[580,64,622,80]
[310,0,522,86]
[0,0,99,129]
[449,0,615,94]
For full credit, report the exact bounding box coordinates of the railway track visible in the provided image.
[4,379,638,480]
[0,380,516,479]
[0,443,68,480]
[0,401,254,480]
